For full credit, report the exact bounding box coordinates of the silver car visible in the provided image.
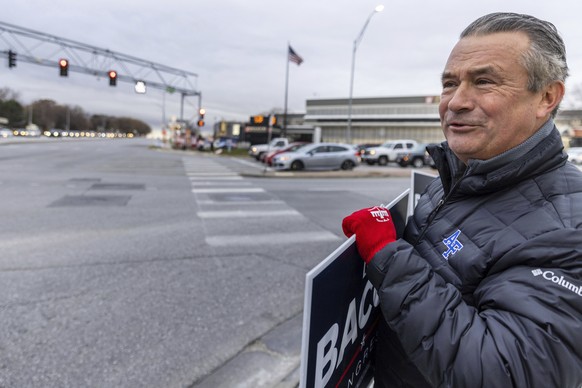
[568,147,582,165]
[272,142,358,171]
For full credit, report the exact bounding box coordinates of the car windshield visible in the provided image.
[301,144,319,153]
[380,142,395,148]
[290,143,308,152]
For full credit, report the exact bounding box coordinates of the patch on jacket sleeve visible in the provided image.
[442,229,464,260]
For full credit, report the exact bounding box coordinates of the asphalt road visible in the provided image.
[0,137,413,387]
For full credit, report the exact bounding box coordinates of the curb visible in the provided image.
[192,314,303,388]
[239,169,413,179]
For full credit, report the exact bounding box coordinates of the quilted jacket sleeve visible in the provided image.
[366,231,582,388]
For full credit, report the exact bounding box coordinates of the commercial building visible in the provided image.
[302,95,582,147]
[303,96,444,144]
[220,95,582,148]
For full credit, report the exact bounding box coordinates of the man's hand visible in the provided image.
[342,206,397,264]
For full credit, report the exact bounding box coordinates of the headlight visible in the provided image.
[279,156,290,162]
[251,146,257,153]
[369,150,376,155]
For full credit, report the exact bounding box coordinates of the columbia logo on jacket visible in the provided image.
[532,269,582,297]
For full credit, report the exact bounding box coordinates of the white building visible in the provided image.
[302,95,582,147]
[303,96,444,145]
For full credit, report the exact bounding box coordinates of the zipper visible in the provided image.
[413,197,445,246]
[412,169,469,247]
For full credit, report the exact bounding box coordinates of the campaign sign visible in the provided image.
[408,170,438,216]
[300,190,409,388]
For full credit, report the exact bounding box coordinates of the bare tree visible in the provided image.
[0,87,20,102]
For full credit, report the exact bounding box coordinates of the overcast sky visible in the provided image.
[4,0,582,133]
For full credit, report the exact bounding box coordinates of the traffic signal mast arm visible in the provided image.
[0,21,200,96]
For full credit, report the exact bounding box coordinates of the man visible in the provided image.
[343,12,582,387]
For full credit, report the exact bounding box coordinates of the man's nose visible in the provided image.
[446,83,475,112]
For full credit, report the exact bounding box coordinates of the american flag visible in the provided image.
[288,45,304,65]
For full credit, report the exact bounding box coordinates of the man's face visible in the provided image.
[439,31,548,163]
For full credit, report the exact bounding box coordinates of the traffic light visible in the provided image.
[197,108,205,127]
[8,50,16,68]
[108,70,117,86]
[59,58,69,76]
[250,115,265,125]
[134,80,146,94]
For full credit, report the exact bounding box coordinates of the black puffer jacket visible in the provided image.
[367,126,582,387]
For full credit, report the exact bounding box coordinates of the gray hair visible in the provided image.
[461,12,568,116]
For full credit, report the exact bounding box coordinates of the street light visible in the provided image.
[346,4,384,144]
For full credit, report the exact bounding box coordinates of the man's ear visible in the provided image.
[536,81,565,118]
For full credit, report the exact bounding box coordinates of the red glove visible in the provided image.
[342,206,397,263]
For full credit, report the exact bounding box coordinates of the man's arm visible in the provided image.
[367,233,582,387]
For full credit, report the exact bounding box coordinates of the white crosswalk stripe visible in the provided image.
[192,187,265,193]
[189,175,243,181]
[196,200,285,205]
[182,156,339,248]
[206,231,340,246]
[190,181,252,186]
[197,209,301,218]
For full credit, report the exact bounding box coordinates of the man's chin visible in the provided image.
[447,142,483,163]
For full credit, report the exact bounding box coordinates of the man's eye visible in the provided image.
[442,81,456,89]
[476,78,493,85]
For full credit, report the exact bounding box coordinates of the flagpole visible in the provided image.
[283,43,290,138]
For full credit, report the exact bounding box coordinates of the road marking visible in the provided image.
[196,200,285,205]
[206,231,340,246]
[189,176,243,180]
[227,157,267,170]
[186,171,240,177]
[190,181,252,186]
[197,209,301,218]
[192,187,265,194]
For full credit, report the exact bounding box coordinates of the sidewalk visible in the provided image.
[224,153,426,179]
[239,166,415,179]
[192,314,303,388]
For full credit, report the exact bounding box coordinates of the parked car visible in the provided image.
[354,143,381,159]
[361,139,418,165]
[248,137,291,160]
[263,142,309,166]
[0,127,13,138]
[424,151,436,169]
[196,138,212,151]
[214,137,238,150]
[395,144,428,168]
[172,132,196,150]
[568,147,582,164]
[272,142,359,171]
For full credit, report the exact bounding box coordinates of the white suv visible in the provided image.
[361,140,418,166]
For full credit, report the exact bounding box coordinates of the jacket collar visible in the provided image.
[428,121,567,196]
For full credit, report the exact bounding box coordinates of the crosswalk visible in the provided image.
[182,156,341,248]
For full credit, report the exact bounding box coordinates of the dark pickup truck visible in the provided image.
[395,144,435,168]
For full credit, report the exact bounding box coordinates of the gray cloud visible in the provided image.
[3,0,582,131]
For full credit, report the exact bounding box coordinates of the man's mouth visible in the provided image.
[447,121,479,131]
